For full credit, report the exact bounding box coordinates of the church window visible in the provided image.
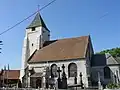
[104,67,111,79]
[32,27,35,31]
[51,64,57,77]
[68,63,77,77]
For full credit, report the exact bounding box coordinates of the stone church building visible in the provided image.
[20,12,120,89]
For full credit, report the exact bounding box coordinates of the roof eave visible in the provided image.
[28,57,86,64]
[26,25,50,32]
[84,36,90,58]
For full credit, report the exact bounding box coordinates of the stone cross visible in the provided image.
[45,67,49,89]
[98,72,103,90]
[61,64,67,89]
[62,64,66,78]
[57,67,61,78]
[38,5,40,12]
[80,72,84,89]
[74,72,77,84]
[57,67,62,89]
[62,64,65,72]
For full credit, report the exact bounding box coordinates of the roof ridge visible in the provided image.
[51,35,89,41]
[40,35,89,50]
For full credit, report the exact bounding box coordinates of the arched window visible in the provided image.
[68,63,77,77]
[51,64,57,77]
[104,67,111,79]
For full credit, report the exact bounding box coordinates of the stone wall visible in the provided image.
[29,59,89,87]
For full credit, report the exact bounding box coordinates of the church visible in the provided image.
[20,12,120,89]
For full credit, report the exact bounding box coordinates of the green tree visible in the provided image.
[97,47,120,57]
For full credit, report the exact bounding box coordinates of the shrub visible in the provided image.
[107,83,120,89]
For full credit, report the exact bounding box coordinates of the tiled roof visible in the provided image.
[29,36,89,63]
[1,70,20,80]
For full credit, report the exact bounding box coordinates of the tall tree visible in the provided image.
[97,47,120,57]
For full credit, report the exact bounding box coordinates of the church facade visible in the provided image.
[20,12,120,89]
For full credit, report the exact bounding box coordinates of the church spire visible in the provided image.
[26,12,48,30]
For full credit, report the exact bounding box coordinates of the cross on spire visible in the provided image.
[38,5,40,12]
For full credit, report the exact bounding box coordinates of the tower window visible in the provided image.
[32,43,34,46]
[43,30,45,33]
[32,27,35,31]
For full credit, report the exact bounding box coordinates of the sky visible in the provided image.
[0,0,120,70]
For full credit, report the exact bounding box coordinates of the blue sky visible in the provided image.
[0,0,120,69]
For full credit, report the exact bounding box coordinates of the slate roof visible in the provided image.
[91,53,120,66]
[105,53,119,65]
[115,57,120,64]
[1,70,20,80]
[28,36,89,63]
[91,54,106,66]
[26,12,48,31]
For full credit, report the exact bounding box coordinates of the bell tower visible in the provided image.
[20,12,50,80]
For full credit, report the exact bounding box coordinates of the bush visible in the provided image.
[106,83,120,89]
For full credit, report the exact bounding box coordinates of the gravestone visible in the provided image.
[57,67,62,89]
[45,74,49,88]
[45,67,50,88]
[61,64,67,89]
[49,77,55,89]
[74,72,77,84]
[79,72,84,89]
[98,72,103,90]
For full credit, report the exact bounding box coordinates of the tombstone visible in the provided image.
[49,77,55,89]
[45,67,50,88]
[45,78,49,88]
[98,72,103,90]
[45,75,49,89]
[74,72,77,84]
[79,72,84,89]
[57,67,62,89]
[61,64,67,89]
[114,75,117,84]
[55,79,58,90]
